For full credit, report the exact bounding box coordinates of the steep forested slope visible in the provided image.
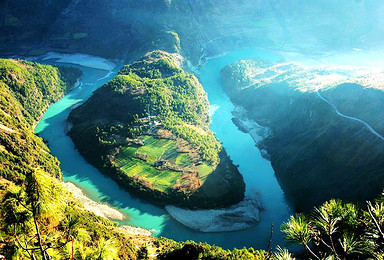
[0,57,271,260]
[222,59,384,212]
[0,59,139,259]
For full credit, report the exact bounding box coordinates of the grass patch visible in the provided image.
[115,136,185,192]
[196,163,213,179]
[175,153,192,167]
[119,158,180,192]
[114,135,214,193]
[162,142,179,161]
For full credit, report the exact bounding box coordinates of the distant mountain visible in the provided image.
[2,0,383,64]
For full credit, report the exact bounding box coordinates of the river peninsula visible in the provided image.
[68,51,245,208]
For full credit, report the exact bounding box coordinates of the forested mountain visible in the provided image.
[222,59,384,212]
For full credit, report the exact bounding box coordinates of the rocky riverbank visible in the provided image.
[118,225,153,237]
[231,106,272,160]
[64,182,126,220]
[165,196,262,232]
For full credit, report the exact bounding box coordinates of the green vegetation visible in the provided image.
[0,59,81,182]
[0,59,81,125]
[73,32,88,39]
[2,57,384,260]
[157,240,272,260]
[155,237,299,260]
[0,172,136,259]
[281,195,384,259]
[114,135,203,193]
[0,59,138,259]
[150,30,181,53]
[69,51,245,208]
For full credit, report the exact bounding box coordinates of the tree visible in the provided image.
[137,245,149,260]
[0,171,78,259]
[281,199,379,259]
[281,214,319,259]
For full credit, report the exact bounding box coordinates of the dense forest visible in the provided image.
[0,59,139,259]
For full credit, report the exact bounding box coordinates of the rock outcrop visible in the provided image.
[166,196,262,232]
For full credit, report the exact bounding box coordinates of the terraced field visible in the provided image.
[114,135,213,192]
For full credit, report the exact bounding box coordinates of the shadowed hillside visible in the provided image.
[222,59,384,212]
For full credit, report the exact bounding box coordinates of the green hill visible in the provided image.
[1,56,384,260]
[68,51,245,208]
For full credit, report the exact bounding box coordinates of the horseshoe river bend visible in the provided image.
[34,49,292,249]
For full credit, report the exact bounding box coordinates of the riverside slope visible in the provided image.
[0,58,142,259]
[316,91,384,141]
[222,59,384,211]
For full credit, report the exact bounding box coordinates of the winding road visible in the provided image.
[316,91,384,141]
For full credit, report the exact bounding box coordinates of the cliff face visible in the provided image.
[222,60,384,212]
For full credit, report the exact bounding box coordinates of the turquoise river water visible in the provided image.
[35,48,292,249]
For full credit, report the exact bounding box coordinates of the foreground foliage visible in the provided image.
[281,196,384,259]
[155,238,295,260]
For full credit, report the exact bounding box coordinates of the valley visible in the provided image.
[2,1,384,259]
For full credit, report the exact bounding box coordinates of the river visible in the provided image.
[35,49,292,249]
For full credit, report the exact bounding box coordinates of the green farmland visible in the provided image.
[114,135,213,192]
